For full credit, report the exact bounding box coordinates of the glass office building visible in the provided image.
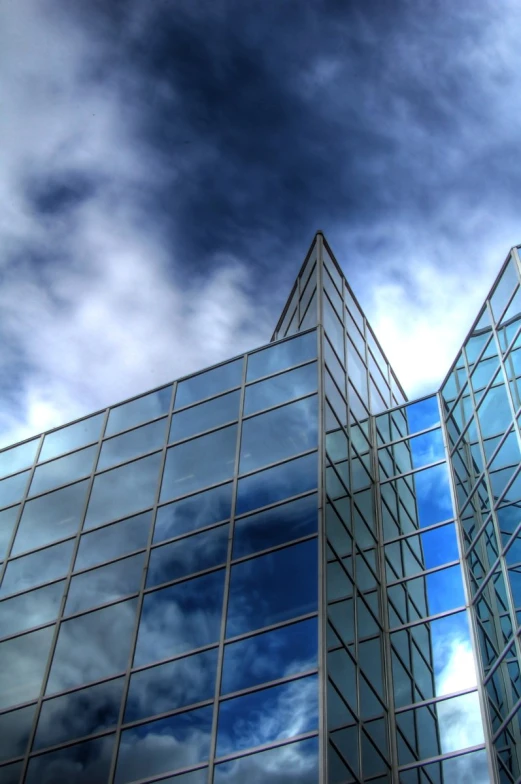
[0,232,520,783]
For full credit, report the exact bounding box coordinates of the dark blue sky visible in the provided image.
[1,0,521,445]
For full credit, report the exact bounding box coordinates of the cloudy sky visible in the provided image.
[1,0,521,447]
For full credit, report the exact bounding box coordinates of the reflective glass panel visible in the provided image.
[0,580,64,637]
[405,396,440,433]
[0,471,29,510]
[414,463,454,527]
[154,484,232,543]
[75,511,152,571]
[221,618,318,694]
[236,453,317,516]
[170,391,240,442]
[134,570,225,667]
[85,453,162,529]
[233,494,317,558]
[46,598,138,694]
[25,734,115,784]
[66,552,145,615]
[175,360,243,409]
[491,258,519,321]
[409,429,445,469]
[0,761,23,783]
[0,506,18,562]
[246,331,316,381]
[106,386,172,437]
[0,438,39,480]
[12,480,88,555]
[147,525,228,587]
[1,539,74,597]
[34,677,124,750]
[244,362,317,416]
[30,446,97,497]
[161,426,237,502]
[115,706,213,784]
[98,419,166,471]
[226,540,318,637]
[39,414,104,462]
[0,703,35,763]
[0,626,54,709]
[125,648,218,722]
[213,736,319,783]
[216,674,318,756]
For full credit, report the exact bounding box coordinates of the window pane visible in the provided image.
[246,332,316,381]
[0,761,23,783]
[0,703,35,763]
[106,387,172,437]
[213,736,319,783]
[170,391,240,442]
[233,494,317,558]
[12,480,89,555]
[85,453,162,530]
[175,360,243,409]
[25,735,115,784]
[414,463,454,527]
[134,570,225,667]
[0,580,64,637]
[147,525,228,588]
[0,439,39,480]
[98,419,167,471]
[405,396,440,433]
[409,429,445,469]
[66,553,145,615]
[1,539,74,598]
[154,484,232,544]
[30,446,97,497]
[0,626,54,710]
[0,471,29,510]
[160,426,237,502]
[125,648,218,723]
[244,363,317,416]
[46,598,138,694]
[34,677,124,750]
[226,540,318,637]
[40,414,104,462]
[0,506,19,562]
[75,512,152,571]
[221,618,318,694]
[235,453,317,516]
[216,675,318,756]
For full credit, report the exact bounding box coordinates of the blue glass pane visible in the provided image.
[147,525,228,587]
[405,397,440,434]
[0,703,35,762]
[426,566,466,615]
[247,332,317,382]
[98,419,167,470]
[154,484,232,543]
[213,737,319,783]
[236,453,317,516]
[0,506,18,562]
[1,539,74,597]
[161,426,237,502]
[0,626,54,710]
[134,570,225,667]
[115,706,213,784]
[0,471,29,510]
[422,524,459,569]
[0,580,64,636]
[244,363,317,416]
[216,674,318,756]
[75,512,152,571]
[125,648,218,722]
[175,360,243,409]
[106,386,172,437]
[409,429,445,469]
[233,494,317,558]
[415,464,454,527]
[40,414,104,462]
[30,446,97,497]
[226,540,318,637]
[65,553,145,615]
[0,438,39,480]
[170,391,240,442]
[25,735,115,784]
[477,383,513,439]
[240,397,318,474]
[222,618,318,694]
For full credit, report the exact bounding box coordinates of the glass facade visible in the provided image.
[1,232,520,782]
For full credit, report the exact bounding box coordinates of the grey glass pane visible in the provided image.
[300,290,318,330]
[1,540,74,598]
[147,525,228,587]
[98,419,167,471]
[154,484,232,544]
[125,648,218,722]
[115,706,213,784]
[491,258,519,321]
[34,677,124,750]
[0,626,54,710]
[175,360,243,409]
[39,414,103,462]
[0,439,39,480]
[66,553,145,615]
[25,734,115,784]
[222,618,317,694]
[323,299,344,362]
[213,736,319,783]
[0,506,19,562]
[235,452,317,516]
[12,480,89,555]
[46,598,138,694]
[217,674,318,756]
[0,580,64,637]
[233,494,317,558]
[75,511,152,571]
[85,453,162,530]
[244,363,317,416]
[134,570,225,667]
[30,446,97,497]
[0,471,29,510]
[226,540,318,637]
[161,426,237,502]
[246,331,316,382]
[170,391,240,442]
[0,703,35,762]
[106,386,172,437]
[0,761,22,784]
